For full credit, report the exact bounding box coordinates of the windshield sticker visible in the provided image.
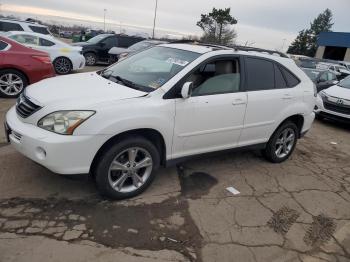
[166,58,189,67]
[149,78,166,89]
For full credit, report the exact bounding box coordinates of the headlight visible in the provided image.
[38,111,95,135]
[319,91,327,98]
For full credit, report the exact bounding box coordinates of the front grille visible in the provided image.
[16,94,42,118]
[324,100,350,115]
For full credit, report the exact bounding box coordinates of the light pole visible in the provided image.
[152,0,158,39]
[281,38,287,51]
[103,9,107,32]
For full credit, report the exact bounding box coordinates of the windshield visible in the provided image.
[87,34,111,44]
[338,76,350,89]
[129,41,153,52]
[100,46,200,92]
[303,69,320,81]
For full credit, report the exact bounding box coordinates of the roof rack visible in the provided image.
[231,45,289,58]
[169,40,289,58]
[0,17,43,25]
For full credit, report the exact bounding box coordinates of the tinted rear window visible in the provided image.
[29,26,50,35]
[280,67,300,87]
[274,65,287,89]
[0,41,8,50]
[245,57,275,91]
[0,21,24,31]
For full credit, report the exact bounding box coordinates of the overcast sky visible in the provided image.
[2,0,350,50]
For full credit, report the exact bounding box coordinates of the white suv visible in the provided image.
[0,19,51,35]
[5,43,316,199]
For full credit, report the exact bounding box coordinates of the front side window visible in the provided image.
[101,37,116,47]
[327,72,337,81]
[319,72,328,82]
[9,34,39,46]
[186,59,240,96]
[100,46,200,91]
[245,57,275,91]
[29,26,50,35]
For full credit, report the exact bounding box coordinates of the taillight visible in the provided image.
[32,55,51,64]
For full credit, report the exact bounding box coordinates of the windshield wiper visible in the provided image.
[112,75,153,92]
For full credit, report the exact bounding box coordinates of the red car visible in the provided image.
[0,36,55,98]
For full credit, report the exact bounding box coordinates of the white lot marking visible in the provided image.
[226,186,240,195]
[330,142,338,145]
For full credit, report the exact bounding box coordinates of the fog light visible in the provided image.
[314,105,318,110]
[35,147,46,160]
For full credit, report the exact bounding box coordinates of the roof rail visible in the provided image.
[0,17,41,25]
[232,45,289,58]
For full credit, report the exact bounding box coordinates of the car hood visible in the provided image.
[72,42,91,47]
[25,72,147,107]
[324,85,350,100]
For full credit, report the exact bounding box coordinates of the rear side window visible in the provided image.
[0,41,8,50]
[245,57,275,91]
[0,21,24,31]
[40,38,55,46]
[29,26,50,35]
[274,65,287,89]
[280,67,300,87]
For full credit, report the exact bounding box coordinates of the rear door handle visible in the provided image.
[232,98,246,105]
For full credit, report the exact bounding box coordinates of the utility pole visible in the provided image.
[281,38,287,51]
[152,0,158,39]
[103,9,107,32]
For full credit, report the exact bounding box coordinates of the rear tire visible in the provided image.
[263,121,298,163]
[0,69,28,98]
[53,57,72,75]
[84,52,97,66]
[94,136,160,200]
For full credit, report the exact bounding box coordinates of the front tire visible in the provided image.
[94,137,160,200]
[0,69,28,98]
[263,121,298,163]
[84,52,97,66]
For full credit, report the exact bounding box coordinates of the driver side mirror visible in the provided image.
[181,82,193,99]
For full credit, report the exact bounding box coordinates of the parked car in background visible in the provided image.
[59,31,73,39]
[0,18,51,35]
[0,36,54,98]
[74,34,145,66]
[5,43,315,199]
[298,59,317,69]
[315,76,350,123]
[108,40,168,63]
[5,31,85,75]
[339,61,350,71]
[302,68,338,92]
[317,62,350,80]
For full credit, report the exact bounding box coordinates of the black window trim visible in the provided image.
[241,55,301,92]
[163,54,244,99]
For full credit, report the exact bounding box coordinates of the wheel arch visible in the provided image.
[90,128,167,174]
[0,67,30,84]
[275,114,304,138]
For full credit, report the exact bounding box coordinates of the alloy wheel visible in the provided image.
[275,127,296,159]
[0,73,24,96]
[108,147,153,193]
[85,54,96,66]
[55,58,71,74]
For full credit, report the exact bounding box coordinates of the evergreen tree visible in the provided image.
[287,9,333,56]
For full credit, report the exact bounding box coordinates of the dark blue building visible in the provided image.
[316,32,350,61]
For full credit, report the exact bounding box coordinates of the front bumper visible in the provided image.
[5,106,109,175]
[315,94,350,122]
[71,55,86,71]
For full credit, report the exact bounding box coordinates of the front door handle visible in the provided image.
[232,98,246,105]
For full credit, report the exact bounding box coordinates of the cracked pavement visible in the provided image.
[1,87,350,261]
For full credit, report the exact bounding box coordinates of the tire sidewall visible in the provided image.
[53,57,72,75]
[95,137,160,200]
[266,122,298,163]
[0,69,28,98]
